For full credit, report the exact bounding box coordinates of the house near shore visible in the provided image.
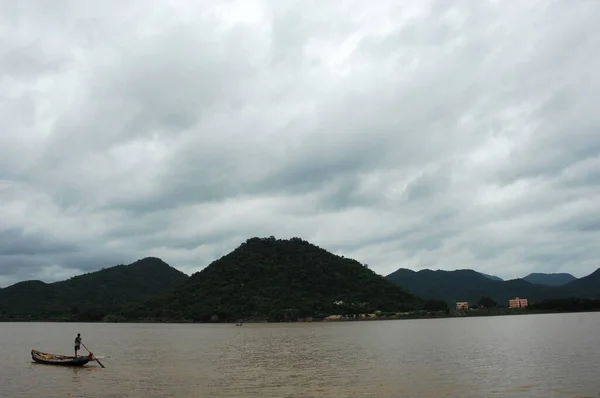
[509,297,528,308]
[456,302,469,310]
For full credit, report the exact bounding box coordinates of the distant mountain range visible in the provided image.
[0,257,189,321]
[0,237,422,322]
[478,271,578,286]
[478,272,504,282]
[522,272,577,286]
[386,268,600,306]
[0,236,598,322]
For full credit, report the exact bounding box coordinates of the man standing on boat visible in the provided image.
[74,333,82,357]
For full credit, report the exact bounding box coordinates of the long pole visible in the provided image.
[81,342,105,368]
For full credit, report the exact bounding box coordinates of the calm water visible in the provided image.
[1,313,599,397]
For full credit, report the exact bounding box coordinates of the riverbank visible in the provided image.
[3,307,599,324]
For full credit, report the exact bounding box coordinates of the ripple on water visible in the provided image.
[0,314,599,397]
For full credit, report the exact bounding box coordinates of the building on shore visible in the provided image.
[456,302,469,310]
[509,297,528,308]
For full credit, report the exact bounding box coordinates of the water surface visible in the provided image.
[1,313,599,397]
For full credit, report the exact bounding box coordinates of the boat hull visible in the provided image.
[31,349,91,367]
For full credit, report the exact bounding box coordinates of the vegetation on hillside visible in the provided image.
[385,268,600,306]
[478,272,503,282]
[528,297,600,312]
[523,272,577,286]
[0,257,189,321]
[561,269,600,297]
[118,237,422,322]
[423,299,449,312]
[476,296,498,308]
[2,236,598,323]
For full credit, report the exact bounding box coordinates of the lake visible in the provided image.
[1,313,599,397]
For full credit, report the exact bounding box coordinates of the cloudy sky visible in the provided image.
[1,0,599,287]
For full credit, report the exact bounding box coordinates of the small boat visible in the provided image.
[31,349,92,367]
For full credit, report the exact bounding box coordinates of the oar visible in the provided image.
[81,342,105,368]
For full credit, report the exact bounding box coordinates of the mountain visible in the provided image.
[119,237,422,322]
[523,272,577,286]
[0,257,189,321]
[560,269,600,298]
[386,267,600,306]
[385,269,516,305]
[479,272,504,282]
[386,268,554,306]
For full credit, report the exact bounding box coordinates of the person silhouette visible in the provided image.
[74,333,82,357]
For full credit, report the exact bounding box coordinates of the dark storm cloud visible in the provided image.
[0,229,78,256]
[1,0,600,287]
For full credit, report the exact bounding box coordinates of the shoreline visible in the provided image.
[2,308,599,324]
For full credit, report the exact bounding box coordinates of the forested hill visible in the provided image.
[479,272,503,282]
[386,267,600,305]
[0,257,189,321]
[119,237,422,322]
[522,272,577,286]
[561,268,600,296]
[385,268,546,305]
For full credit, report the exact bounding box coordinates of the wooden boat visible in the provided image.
[31,349,92,367]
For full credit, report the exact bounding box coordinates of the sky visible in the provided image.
[1,0,599,287]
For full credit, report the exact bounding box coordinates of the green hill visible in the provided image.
[385,268,547,305]
[479,272,504,282]
[119,237,422,322]
[560,269,600,298]
[0,257,189,321]
[523,272,577,286]
[386,267,600,306]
